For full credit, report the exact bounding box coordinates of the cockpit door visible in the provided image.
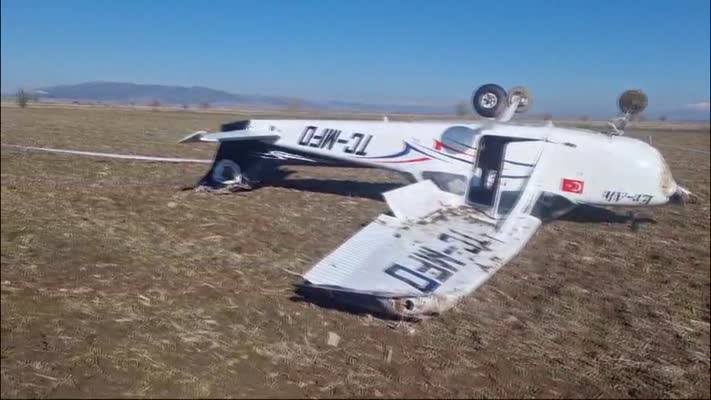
[492,141,544,217]
[466,137,543,218]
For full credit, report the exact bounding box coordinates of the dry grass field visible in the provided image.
[1,106,709,398]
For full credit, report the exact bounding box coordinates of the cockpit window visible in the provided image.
[497,190,522,215]
[440,126,479,155]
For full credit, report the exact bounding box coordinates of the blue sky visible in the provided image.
[1,0,709,116]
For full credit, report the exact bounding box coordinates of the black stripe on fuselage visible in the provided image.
[249,144,371,168]
[499,175,532,179]
[504,159,535,167]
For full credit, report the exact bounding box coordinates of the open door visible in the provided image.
[493,140,544,217]
[466,136,543,218]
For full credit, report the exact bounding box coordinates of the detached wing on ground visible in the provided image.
[301,155,547,319]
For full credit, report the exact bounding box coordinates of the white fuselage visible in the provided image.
[248,119,681,209]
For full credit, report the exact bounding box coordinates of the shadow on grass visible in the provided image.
[185,166,402,201]
[273,179,401,201]
[291,285,407,322]
[561,204,657,231]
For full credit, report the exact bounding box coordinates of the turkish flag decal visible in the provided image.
[561,178,585,194]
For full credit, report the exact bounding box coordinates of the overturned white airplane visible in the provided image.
[178,84,695,319]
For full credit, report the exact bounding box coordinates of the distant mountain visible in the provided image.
[36,81,302,108]
[32,81,451,114]
[29,82,708,120]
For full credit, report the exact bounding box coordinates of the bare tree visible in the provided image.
[16,89,31,108]
[182,103,189,110]
[543,113,553,121]
[659,115,668,122]
[148,100,161,110]
[199,101,211,109]
[454,101,469,117]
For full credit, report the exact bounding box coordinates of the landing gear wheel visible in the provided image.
[618,89,648,115]
[198,159,255,193]
[212,159,243,186]
[472,84,508,118]
[508,86,533,113]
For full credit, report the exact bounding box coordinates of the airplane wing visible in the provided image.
[179,120,280,143]
[301,148,548,319]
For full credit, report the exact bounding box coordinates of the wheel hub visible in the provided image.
[480,92,498,109]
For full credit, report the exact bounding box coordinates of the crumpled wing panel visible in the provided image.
[302,206,541,317]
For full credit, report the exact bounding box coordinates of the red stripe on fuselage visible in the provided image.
[379,157,431,164]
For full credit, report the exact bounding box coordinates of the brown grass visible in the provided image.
[1,106,709,398]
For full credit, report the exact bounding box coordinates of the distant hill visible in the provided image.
[35,82,301,108]
[30,81,452,114]
[12,82,708,120]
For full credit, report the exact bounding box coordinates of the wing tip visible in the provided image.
[178,130,209,144]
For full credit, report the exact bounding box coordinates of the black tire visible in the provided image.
[618,89,647,115]
[211,159,243,186]
[472,84,508,118]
